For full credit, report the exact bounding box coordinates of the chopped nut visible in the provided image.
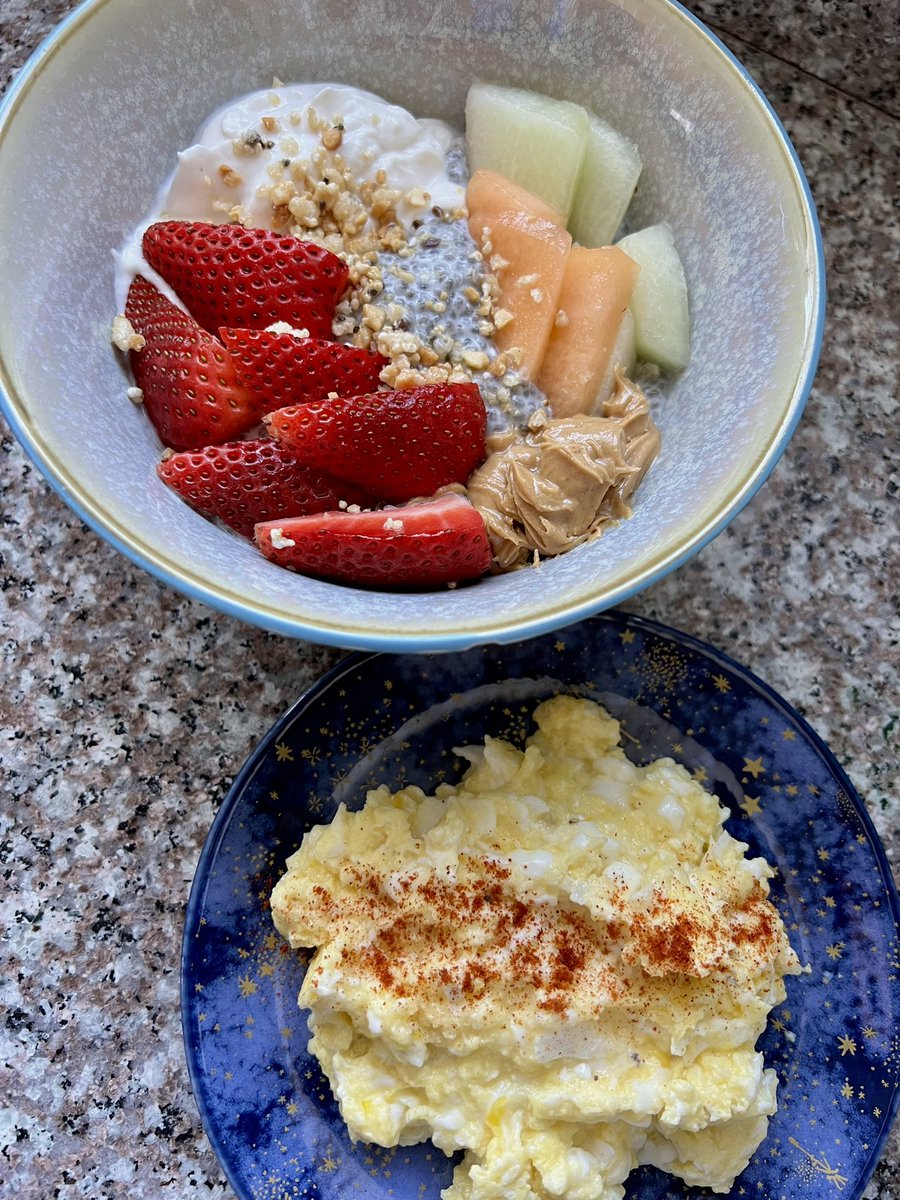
[394,368,426,389]
[383,516,405,532]
[228,204,252,226]
[271,181,295,205]
[262,115,279,133]
[269,528,296,550]
[322,124,344,151]
[233,130,272,156]
[493,308,514,329]
[518,273,540,286]
[406,187,430,207]
[554,309,570,327]
[111,315,145,353]
[530,288,544,303]
[265,321,310,338]
[463,286,480,304]
[126,386,144,405]
[218,164,243,187]
[362,303,386,332]
[461,350,490,371]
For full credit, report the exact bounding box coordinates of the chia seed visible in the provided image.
[377,136,548,435]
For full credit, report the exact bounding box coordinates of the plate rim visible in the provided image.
[180,610,900,1198]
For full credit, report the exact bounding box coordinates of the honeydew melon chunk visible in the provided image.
[465,83,589,218]
[616,224,691,371]
[537,245,639,417]
[569,113,642,247]
[466,169,572,381]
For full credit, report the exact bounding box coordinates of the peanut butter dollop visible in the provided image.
[466,370,660,569]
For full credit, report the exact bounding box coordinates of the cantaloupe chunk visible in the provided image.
[537,245,639,417]
[467,168,566,229]
[466,83,589,218]
[466,169,572,381]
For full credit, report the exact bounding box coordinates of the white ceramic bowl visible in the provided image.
[0,0,823,652]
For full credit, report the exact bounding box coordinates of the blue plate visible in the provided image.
[182,612,900,1200]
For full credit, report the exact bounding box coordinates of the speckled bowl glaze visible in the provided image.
[0,0,823,651]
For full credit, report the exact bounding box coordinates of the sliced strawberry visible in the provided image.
[125,276,259,450]
[142,221,348,338]
[219,329,386,413]
[157,439,374,538]
[264,383,487,503]
[254,493,492,588]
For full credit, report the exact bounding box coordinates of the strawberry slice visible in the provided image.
[142,221,348,338]
[219,329,386,413]
[254,493,493,588]
[157,439,374,538]
[264,383,487,503]
[125,276,259,450]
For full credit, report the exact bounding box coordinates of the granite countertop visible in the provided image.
[1,1,897,1197]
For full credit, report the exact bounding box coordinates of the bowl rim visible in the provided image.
[0,0,826,652]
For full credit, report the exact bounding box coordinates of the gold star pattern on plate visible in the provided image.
[789,1139,848,1189]
[740,794,762,816]
[712,674,731,693]
[275,742,294,762]
[620,629,635,644]
[837,1035,857,1056]
[743,756,765,778]
[238,975,258,997]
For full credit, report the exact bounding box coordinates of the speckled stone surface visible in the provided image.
[1,2,897,1198]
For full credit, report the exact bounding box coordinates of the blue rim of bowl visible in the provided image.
[179,611,899,1198]
[0,0,826,652]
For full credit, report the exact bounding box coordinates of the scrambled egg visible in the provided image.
[271,696,802,1200]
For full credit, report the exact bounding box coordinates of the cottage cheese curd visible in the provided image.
[271,695,801,1200]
